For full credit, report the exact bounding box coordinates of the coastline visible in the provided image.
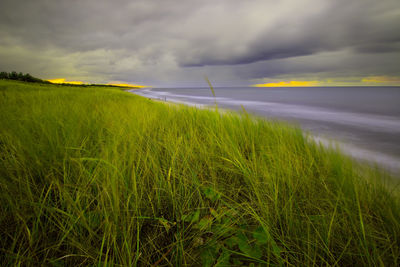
[129,89,400,177]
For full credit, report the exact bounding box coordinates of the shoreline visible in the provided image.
[129,89,400,176]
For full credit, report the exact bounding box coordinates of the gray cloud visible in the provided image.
[176,0,400,66]
[0,0,399,86]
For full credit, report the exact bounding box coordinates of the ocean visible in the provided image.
[130,86,400,174]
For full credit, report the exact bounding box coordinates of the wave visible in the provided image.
[132,89,400,133]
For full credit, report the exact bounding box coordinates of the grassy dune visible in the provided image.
[0,80,399,266]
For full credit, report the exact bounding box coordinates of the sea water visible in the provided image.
[131,86,400,173]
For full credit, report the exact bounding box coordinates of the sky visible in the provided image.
[0,0,399,87]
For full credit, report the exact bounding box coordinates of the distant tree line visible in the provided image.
[0,71,141,89]
[0,71,49,83]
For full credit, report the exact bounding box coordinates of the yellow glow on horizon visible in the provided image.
[47,78,85,85]
[253,81,319,87]
[361,76,400,84]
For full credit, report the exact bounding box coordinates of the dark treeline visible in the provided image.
[0,71,140,89]
[0,71,49,83]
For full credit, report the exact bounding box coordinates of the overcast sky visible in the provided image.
[1,0,399,87]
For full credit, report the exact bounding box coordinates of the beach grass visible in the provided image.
[0,79,399,266]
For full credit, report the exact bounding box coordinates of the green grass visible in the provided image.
[0,79,399,266]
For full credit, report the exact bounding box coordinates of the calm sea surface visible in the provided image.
[131,86,400,173]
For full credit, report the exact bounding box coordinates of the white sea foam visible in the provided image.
[132,89,400,133]
[130,88,400,175]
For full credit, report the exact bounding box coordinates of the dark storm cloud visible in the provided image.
[177,0,400,66]
[0,0,399,85]
[231,50,400,80]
